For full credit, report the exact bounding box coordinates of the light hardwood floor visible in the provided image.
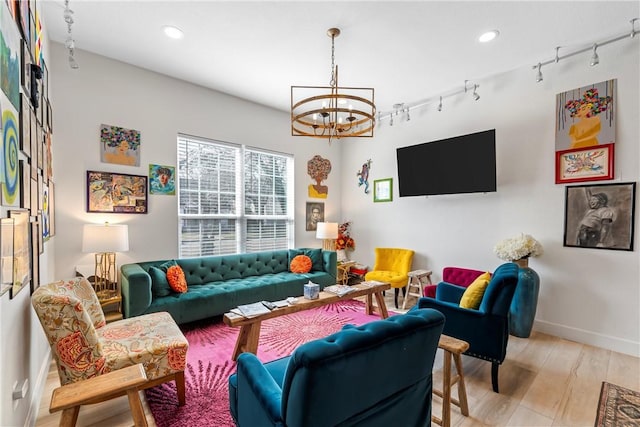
[35,292,640,427]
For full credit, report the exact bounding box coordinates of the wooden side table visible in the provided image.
[432,335,470,427]
[337,261,356,285]
[402,269,432,309]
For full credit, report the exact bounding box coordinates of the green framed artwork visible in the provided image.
[373,178,393,203]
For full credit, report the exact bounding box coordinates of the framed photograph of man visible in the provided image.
[563,182,636,251]
[305,202,324,231]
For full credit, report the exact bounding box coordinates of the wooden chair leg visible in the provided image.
[175,371,186,406]
[394,288,399,308]
[59,406,80,427]
[491,362,499,393]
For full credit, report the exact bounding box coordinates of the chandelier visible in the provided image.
[291,28,376,143]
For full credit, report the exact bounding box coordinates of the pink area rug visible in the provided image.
[145,300,396,426]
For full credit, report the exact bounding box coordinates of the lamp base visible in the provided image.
[322,239,336,251]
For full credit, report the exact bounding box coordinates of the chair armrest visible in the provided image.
[435,281,467,303]
[322,250,337,281]
[120,264,152,318]
[236,353,284,426]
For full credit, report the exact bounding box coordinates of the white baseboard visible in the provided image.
[24,348,52,427]
[534,319,640,357]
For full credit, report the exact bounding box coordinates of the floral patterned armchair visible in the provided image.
[32,277,188,405]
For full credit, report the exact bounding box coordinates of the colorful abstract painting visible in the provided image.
[34,7,42,66]
[555,79,616,152]
[1,0,22,111]
[2,93,20,206]
[556,143,614,184]
[100,124,141,166]
[149,164,175,195]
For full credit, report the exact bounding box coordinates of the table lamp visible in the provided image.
[82,222,129,298]
[316,222,338,251]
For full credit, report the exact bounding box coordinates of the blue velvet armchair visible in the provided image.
[415,262,519,393]
[228,308,445,427]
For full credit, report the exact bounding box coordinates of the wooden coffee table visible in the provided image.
[223,281,391,360]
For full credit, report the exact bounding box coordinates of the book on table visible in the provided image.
[323,285,356,297]
[236,302,271,317]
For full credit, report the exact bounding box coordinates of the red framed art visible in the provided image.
[555,143,614,184]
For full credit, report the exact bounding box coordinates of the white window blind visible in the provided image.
[178,135,293,257]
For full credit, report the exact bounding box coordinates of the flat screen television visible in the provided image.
[396,129,496,197]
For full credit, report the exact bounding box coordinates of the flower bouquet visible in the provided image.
[493,233,543,262]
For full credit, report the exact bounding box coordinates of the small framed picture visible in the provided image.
[373,178,393,203]
[556,143,614,184]
[563,182,636,251]
[305,202,324,231]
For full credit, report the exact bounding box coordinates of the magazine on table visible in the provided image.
[359,280,385,287]
[323,285,356,297]
[236,302,271,317]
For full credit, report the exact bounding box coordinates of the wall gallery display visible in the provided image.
[563,182,636,251]
[555,143,614,184]
[87,170,148,214]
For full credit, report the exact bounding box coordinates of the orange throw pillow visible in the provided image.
[290,255,312,273]
[166,265,188,293]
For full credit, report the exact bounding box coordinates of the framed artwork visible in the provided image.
[19,0,29,44]
[9,209,30,299]
[307,154,330,199]
[29,177,37,216]
[556,143,614,184]
[0,218,14,297]
[30,216,39,294]
[100,124,141,166]
[87,170,148,213]
[305,201,324,231]
[48,181,55,237]
[46,98,52,133]
[19,159,29,209]
[42,180,49,241]
[45,131,52,179]
[373,178,393,203]
[555,79,615,152]
[1,0,21,111]
[20,92,30,156]
[563,182,636,251]
[29,108,37,178]
[149,164,175,195]
[1,100,20,207]
[21,39,30,99]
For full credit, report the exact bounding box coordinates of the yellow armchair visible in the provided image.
[365,248,414,308]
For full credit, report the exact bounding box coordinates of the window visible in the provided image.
[177,134,294,257]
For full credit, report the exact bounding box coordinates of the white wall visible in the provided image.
[341,40,639,356]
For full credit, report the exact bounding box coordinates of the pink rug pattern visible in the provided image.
[145,300,395,426]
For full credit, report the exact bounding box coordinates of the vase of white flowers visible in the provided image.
[494,234,543,338]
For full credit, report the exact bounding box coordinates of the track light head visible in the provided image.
[590,43,599,66]
[536,63,543,83]
[437,96,442,112]
[473,85,480,101]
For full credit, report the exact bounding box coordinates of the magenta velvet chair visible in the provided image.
[423,266,487,298]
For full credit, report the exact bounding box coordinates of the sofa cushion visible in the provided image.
[149,266,172,297]
[289,248,323,272]
[290,255,312,273]
[459,272,491,309]
[167,265,188,293]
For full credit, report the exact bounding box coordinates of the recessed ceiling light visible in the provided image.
[478,30,500,43]
[163,25,184,40]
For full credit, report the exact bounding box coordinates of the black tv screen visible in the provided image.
[396,129,496,197]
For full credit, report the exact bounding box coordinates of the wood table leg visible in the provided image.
[453,353,469,416]
[365,294,373,315]
[441,350,452,427]
[126,389,148,427]
[59,406,79,427]
[365,292,389,319]
[232,322,262,361]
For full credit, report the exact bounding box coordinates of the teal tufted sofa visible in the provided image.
[120,249,337,325]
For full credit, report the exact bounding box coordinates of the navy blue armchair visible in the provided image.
[228,308,445,427]
[415,262,519,393]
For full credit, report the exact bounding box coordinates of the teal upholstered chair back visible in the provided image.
[231,308,445,427]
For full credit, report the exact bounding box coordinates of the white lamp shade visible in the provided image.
[82,224,129,253]
[316,222,338,239]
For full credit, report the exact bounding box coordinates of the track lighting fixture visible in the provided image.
[64,0,79,69]
[472,85,480,101]
[437,96,442,112]
[536,63,543,83]
[590,43,599,66]
[531,18,638,84]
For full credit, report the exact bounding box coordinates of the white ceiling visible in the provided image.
[40,1,639,115]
